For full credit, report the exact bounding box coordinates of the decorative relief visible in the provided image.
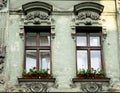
[18,82,56,92]
[81,82,102,92]
[77,11,99,20]
[74,2,104,26]
[24,11,50,24]
[0,0,7,10]
[0,46,5,91]
[75,11,101,25]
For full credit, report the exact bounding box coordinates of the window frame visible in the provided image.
[76,27,104,75]
[23,26,52,74]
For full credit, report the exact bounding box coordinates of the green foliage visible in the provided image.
[78,69,86,75]
[97,70,105,75]
[38,69,48,75]
[23,67,48,76]
[78,68,105,75]
[22,69,27,75]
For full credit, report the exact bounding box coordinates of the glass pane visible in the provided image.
[91,50,101,70]
[26,32,37,46]
[40,32,50,46]
[90,33,100,46]
[26,50,36,72]
[77,33,87,46]
[39,50,50,74]
[77,50,88,70]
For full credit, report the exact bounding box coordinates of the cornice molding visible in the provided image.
[74,2,104,15]
[22,1,53,15]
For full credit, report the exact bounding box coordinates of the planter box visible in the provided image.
[22,74,51,79]
[77,74,105,79]
[72,78,110,83]
[18,78,56,83]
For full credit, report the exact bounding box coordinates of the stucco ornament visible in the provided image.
[25,11,50,24]
[22,1,52,25]
[81,82,102,92]
[74,2,104,25]
[0,0,7,10]
[0,45,5,89]
[18,82,57,92]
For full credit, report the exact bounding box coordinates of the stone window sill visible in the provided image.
[72,78,110,83]
[18,78,56,83]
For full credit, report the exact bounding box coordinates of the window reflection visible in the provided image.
[26,50,36,72]
[26,32,37,46]
[39,50,50,73]
[40,32,50,46]
[90,33,100,46]
[77,50,88,70]
[91,50,101,70]
[77,33,87,46]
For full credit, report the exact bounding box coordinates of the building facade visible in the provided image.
[0,0,120,92]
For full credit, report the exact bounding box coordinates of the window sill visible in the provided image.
[72,78,110,92]
[72,78,110,83]
[18,78,56,83]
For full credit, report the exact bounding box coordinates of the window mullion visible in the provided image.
[88,49,91,69]
[37,32,40,70]
[87,33,91,69]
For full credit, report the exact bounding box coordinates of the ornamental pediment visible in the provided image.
[74,2,104,25]
[22,1,53,24]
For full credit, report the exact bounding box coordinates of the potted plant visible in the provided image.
[77,68,106,79]
[38,69,51,79]
[77,69,86,79]
[95,70,105,79]
[22,67,51,79]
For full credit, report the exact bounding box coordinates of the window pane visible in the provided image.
[91,50,101,70]
[77,33,87,46]
[77,50,88,70]
[26,32,37,46]
[39,50,50,74]
[26,50,36,72]
[90,33,100,46]
[40,32,50,46]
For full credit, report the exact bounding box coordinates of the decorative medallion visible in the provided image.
[81,82,102,92]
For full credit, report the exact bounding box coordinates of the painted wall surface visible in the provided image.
[0,0,119,92]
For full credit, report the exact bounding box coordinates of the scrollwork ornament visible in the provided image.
[77,11,100,20]
[81,82,102,92]
[30,83,46,92]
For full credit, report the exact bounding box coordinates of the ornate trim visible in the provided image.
[18,78,56,92]
[0,0,7,10]
[74,2,104,26]
[24,11,50,24]
[81,82,102,92]
[74,2,104,15]
[22,1,53,25]
[22,1,52,15]
[72,78,110,92]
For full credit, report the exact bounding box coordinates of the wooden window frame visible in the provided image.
[23,26,52,74]
[76,27,104,75]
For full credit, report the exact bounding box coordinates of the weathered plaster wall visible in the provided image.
[5,15,24,82]
[0,0,119,92]
[52,15,76,88]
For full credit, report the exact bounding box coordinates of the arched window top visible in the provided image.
[74,2,104,15]
[22,1,53,15]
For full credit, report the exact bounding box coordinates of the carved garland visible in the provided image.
[24,11,50,24]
